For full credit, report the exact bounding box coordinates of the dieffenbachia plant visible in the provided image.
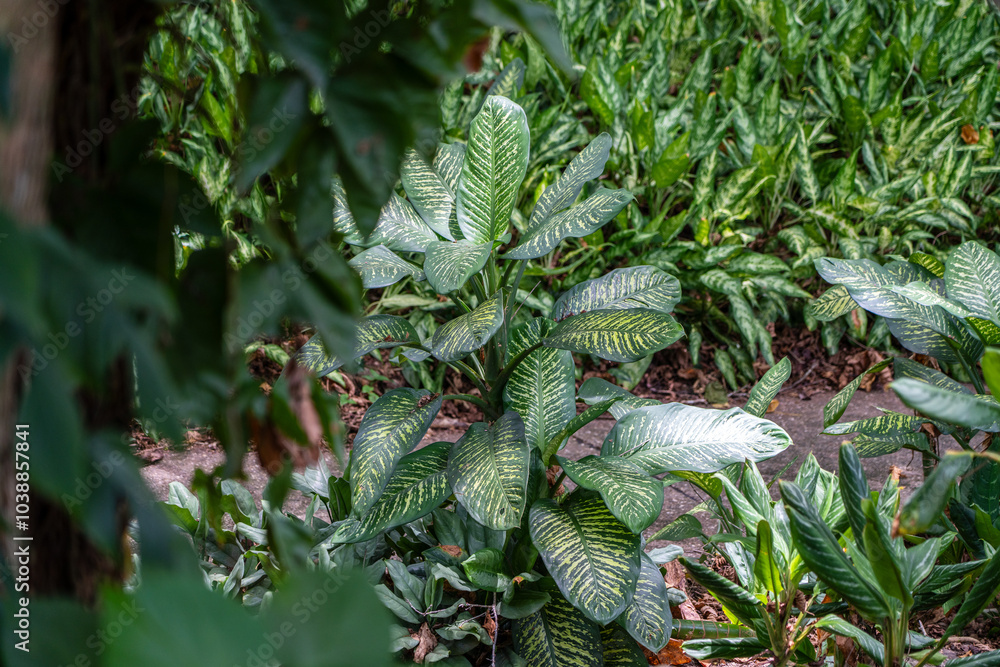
[282,95,794,662]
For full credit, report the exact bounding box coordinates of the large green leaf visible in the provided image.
[601,624,648,666]
[892,378,1000,431]
[601,404,792,474]
[448,411,530,530]
[543,309,684,363]
[814,616,885,666]
[680,557,764,627]
[400,148,455,240]
[504,188,632,260]
[945,241,1000,325]
[433,142,465,193]
[348,245,424,289]
[369,193,439,252]
[331,441,451,543]
[814,257,926,319]
[578,377,659,419]
[462,547,512,592]
[551,266,681,321]
[529,491,642,624]
[423,240,491,294]
[556,455,663,534]
[514,592,602,667]
[294,315,418,376]
[896,453,972,537]
[530,133,612,228]
[809,285,858,322]
[350,389,442,516]
[504,318,576,453]
[431,291,504,362]
[946,546,1000,638]
[457,95,529,243]
[743,357,791,418]
[619,552,671,652]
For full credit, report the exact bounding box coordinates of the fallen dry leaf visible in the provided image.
[766,398,779,414]
[251,360,321,476]
[440,545,463,558]
[643,638,694,665]
[962,124,980,144]
[412,623,438,663]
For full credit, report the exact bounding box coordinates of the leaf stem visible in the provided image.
[443,393,497,418]
[486,340,545,405]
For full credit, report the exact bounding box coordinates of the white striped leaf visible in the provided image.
[350,389,442,516]
[551,266,681,322]
[823,359,893,427]
[424,240,491,294]
[456,96,529,244]
[294,315,419,376]
[331,441,451,543]
[814,258,924,320]
[504,188,632,260]
[619,552,672,652]
[503,318,576,453]
[529,133,612,230]
[601,403,792,474]
[601,624,648,666]
[945,241,1000,325]
[348,245,424,289]
[486,58,525,99]
[400,148,455,240]
[333,177,365,244]
[369,193,439,252]
[808,285,857,321]
[433,143,466,195]
[743,357,791,418]
[556,455,663,534]
[578,377,659,419]
[529,491,642,624]
[431,290,504,362]
[543,309,684,363]
[514,592,602,667]
[447,411,530,530]
[893,357,971,394]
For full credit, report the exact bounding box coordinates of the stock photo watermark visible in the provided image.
[6,0,69,54]
[11,423,30,653]
[338,7,392,64]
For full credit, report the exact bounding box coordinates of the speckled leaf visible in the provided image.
[824,412,925,437]
[424,240,491,294]
[348,245,424,289]
[369,193,439,252]
[457,96,529,244]
[551,266,681,322]
[431,291,504,362]
[808,285,857,322]
[744,357,791,418]
[823,359,893,427]
[514,592,603,667]
[332,441,451,543]
[619,552,672,651]
[486,58,525,99]
[504,318,576,453]
[530,133,612,229]
[578,377,659,420]
[400,148,454,240]
[543,309,684,363]
[433,143,465,195]
[294,315,419,376]
[504,188,632,260]
[350,389,442,515]
[892,379,1000,432]
[556,455,663,534]
[529,491,642,624]
[601,404,792,474]
[448,412,530,530]
[945,241,1000,325]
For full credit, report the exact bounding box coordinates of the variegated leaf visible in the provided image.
[530,491,642,624]
[448,412,530,530]
[823,359,893,427]
[601,404,792,474]
[514,592,603,667]
[331,441,451,543]
[333,177,365,244]
[504,318,576,453]
[556,455,663,534]
[578,377,659,420]
[853,432,930,458]
[433,143,466,195]
[400,148,454,240]
[893,357,971,394]
[486,58,525,98]
[814,258,929,320]
[808,285,857,321]
[369,193,439,252]
[824,412,925,438]
[551,266,681,322]
[529,133,612,229]
[457,96,529,244]
[431,290,504,362]
[619,552,672,652]
[294,315,419,376]
[504,188,632,260]
[743,357,791,418]
[885,315,982,364]
[945,241,1000,325]
[892,282,973,319]
[423,240,491,294]
[350,389,442,516]
[893,379,1000,432]
[543,309,684,363]
[347,245,425,289]
[601,624,648,666]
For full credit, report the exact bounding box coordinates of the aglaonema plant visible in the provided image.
[282,94,795,663]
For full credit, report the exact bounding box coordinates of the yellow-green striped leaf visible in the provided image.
[486,57,525,99]
[945,241,1000,325]
[556,455,663,534]
[551,266,681,322]
[743,357,791,418]
[504,188,632,260]
[331,441,451,543]
[448,411,530,530]
[514,592,602,667]
[348,245,425,289]
[578,377,659,420]
[529,491,642,624]
[543,309,684,363]
[823,359,893,427]
[350,389,442,516]
[619,552,672,651]
[601,404,792,474]
[457,96,529,244]
[601,624,648,666]
[431,291,504,362]
[400,148,454,240]
[424,240,491,294]
[294,315,419,377]
[369,193,439,252]
[808,285,857,322]
[503,318,576,453]
[530,133,612,229]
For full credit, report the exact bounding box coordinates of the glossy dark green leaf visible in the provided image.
[543,308,683,363]
[514,592,602,667]
[893,379,1000,432]
[618,552,671,651]
[556,455,663,533]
